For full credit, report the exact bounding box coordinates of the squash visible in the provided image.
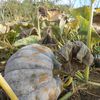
[4,44,62,100]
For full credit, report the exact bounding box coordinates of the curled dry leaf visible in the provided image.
[0,24,10,34]
[58,41,94,75]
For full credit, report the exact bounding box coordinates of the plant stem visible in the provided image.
[85,1,94,81]
[59,91,73,100]
[0,73,18,100]
[84,65,90,81]
[87,81,100,87]
[37,6,41,39]
[87,2,94,49]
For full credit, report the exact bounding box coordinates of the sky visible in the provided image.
[0,0,100,8]
[56,0,100,8]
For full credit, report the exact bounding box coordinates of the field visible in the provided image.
[0,0,100,100]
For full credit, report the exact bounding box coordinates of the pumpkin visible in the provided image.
[4,44,62,100]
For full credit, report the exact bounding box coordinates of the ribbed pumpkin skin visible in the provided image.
[4,44,62,100]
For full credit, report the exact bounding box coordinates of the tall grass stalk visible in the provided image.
[85,0,95,81]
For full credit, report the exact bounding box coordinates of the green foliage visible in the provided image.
[91,0,96,4]
[70,6,100,47]
[78,16,100,44]
[14,36,39,47]
[94,46,100,54]
[75,71,84,81]
[7,30,18,44]
[72,6,91,20]
[60,92,73,100]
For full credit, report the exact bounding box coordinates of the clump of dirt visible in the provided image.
[69,69,100,100]
[79,86,100,100]
[90,68,100,83]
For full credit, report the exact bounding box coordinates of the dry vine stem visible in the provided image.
[0,73,18,100]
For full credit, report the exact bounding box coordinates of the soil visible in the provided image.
[69,68,100,100]
[0,89,9,100]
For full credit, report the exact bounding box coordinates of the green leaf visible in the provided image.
[7,30,18,44]
[60,92,73,100]
[91,0,95,4]
[71,6,91,20]
[84,66,89,81]
[94,46,100,53]
[95,46,100,51]
[78,15,89,33]
[13,36,39,47]
[77,16,100,43]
